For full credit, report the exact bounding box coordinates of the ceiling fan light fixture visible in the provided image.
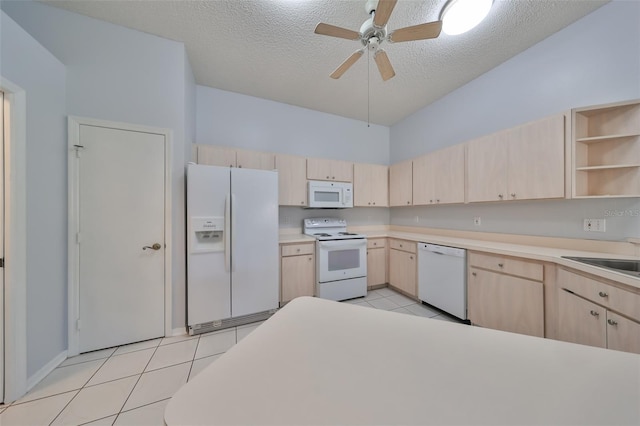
[441,0,493,36]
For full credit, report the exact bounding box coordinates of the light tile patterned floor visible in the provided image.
[0,288,461,425]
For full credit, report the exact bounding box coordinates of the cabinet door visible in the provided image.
[367,247,386,288]
[353,163,372,207]
[369,164,389,206]
[508,114,565,200]
[307,158,353,182]
[197,145,237,167]
[412,154,435,205]
[275,154,307,206]
[556,289,606,349]
[389,160,413,206]
[331,159,354,182]
[281,255,315,303]
[433,145,466,204]
[389,249,416,296]
[236,149,275,170]
[606,311,640,354]
[466,133,508,202]
[468,268,544,337]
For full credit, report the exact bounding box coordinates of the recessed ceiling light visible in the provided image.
[441,0,494,36]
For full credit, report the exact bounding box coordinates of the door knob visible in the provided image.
[143,243,162,251]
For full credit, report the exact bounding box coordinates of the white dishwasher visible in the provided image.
[418,243,467,320]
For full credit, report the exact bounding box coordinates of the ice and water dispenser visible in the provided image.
[190,217,224,253]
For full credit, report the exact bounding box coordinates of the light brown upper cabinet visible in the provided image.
[197,145,237,167]
[389,160,413,206]
[236,149,275,170]
[275,153,308,206]
[413,145,465,205]
[572,99,640,198]
[467,114,565,203]
[306,158,353,182]
[196,145,274,170]
[354,163,388,207]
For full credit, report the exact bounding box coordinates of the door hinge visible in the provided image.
[76,319,81,330]
[0,258,4,268]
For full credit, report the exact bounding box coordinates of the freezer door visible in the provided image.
[230,168,279,317]
[187,164,231,326]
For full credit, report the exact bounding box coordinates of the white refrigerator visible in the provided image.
[186,164,279,334]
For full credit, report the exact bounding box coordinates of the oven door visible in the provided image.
[317,239,367,283]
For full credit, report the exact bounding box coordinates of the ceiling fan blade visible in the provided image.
[389,20,443,43]
[373,0,398,28]
[330,50,364,79]
[374,50,395,81]
[314,23,360,41]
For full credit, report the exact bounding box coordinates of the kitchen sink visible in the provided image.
[562,257,640,278]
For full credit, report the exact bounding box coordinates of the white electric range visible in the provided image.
[303,218,367,301]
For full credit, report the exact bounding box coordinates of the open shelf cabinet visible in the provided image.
[572,100,640,197]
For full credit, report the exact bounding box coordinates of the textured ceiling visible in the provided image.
[41,0,608,126]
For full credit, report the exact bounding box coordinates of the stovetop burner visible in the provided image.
[314,233,332,237]
[338,232,357,236]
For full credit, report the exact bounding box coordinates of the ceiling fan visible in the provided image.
[314,0,443,81]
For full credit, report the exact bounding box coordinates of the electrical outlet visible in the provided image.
[584,219,606,232]
[473,217,481,226]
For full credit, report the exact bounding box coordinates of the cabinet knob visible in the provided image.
[326,175,330,179]
[332,176,335,179]
[410,256,413,260]
[498,194,503,199]
[511,193,516,198]
[498,263,504,268]
[296,248,300,252]
[368,202,371,205]
[238,165,242,168]
[399,244,403,248]
[607,319,618,326]
[471,272,477,277]
[300,201,304,205]
[372,202,375,205]
[373,242,377,246]
[430,199,433,203]
[436,199,440,203]
[590,310,600,317]
[598,291,608,298]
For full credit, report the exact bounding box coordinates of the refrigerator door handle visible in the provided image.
[231,193,236,272]
[225,193,231,273]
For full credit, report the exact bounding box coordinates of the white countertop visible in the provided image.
[166,297,640,425]
[280,229,640,289]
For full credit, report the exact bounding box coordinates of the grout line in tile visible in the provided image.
[114,337,168,420]
[77,413,117,426]
[117,396,172,415]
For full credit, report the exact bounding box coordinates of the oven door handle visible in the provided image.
[318,239,367,250]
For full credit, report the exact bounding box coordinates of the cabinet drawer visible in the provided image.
[468,252,543,281]
[281,243,314,257]
[389,239,416,253]
[558,268,640,322]
[367,238,386,249]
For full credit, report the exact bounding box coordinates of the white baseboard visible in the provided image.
[171,327,187,337]
[26,350,68,392]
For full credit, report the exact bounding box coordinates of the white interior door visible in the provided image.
[77,124,165,353]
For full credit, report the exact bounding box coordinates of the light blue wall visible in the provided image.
[2,0,194,330]
[0,11,67,377]
[196,86,390,165]
[389,1,640,241]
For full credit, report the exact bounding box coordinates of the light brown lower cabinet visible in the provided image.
[468,268,544,337]
[367,238,387,288]
[556,267,640,354]
[388,239,417,297]
[280,243,315,305]
[467,252,544,337]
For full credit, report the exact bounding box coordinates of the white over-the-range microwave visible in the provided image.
[308,180,353,208]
